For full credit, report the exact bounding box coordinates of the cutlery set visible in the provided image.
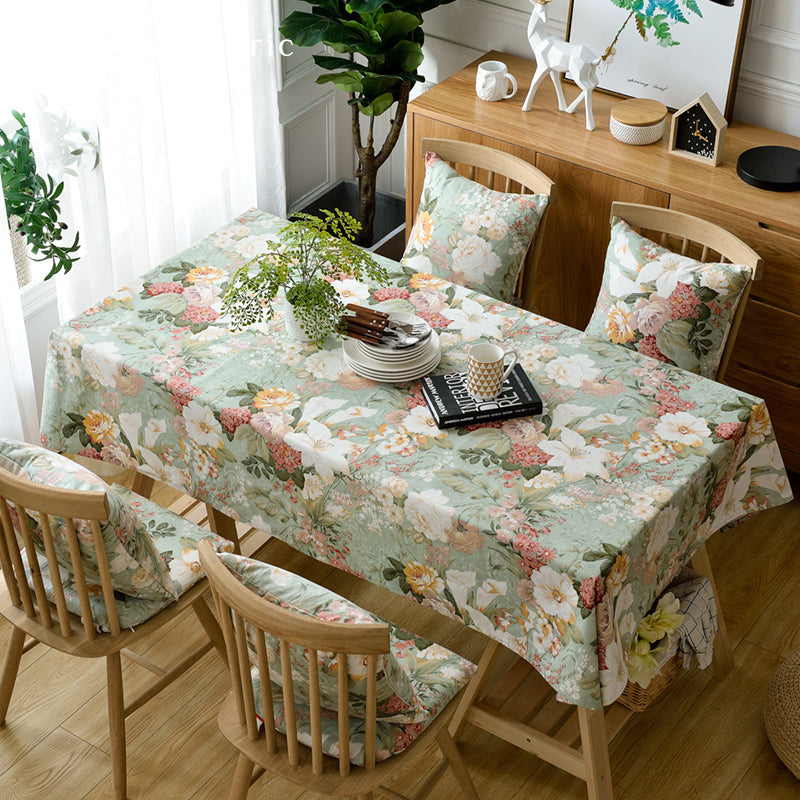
[341,304,431,349]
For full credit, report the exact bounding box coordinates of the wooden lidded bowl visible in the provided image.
[610,98,668,146]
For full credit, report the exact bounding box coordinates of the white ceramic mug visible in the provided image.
[475,60,518,102]
[466,342,518,401]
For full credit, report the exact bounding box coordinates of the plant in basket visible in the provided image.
[627,592,684,688]
[221,209,389,345]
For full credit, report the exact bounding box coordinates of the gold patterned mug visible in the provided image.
[466,342,518,401]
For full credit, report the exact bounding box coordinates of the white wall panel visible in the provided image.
[284,95,335,210]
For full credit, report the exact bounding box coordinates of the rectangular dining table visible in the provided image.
[40,208,792,798]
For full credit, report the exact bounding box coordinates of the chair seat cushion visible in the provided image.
[0,439,176,601]
[21,485,234,631]
[401,152,548,304]
[219,552,476,763]
[252,637,476,764]
[584,217,754,378]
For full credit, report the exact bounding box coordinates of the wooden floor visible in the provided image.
[1,468,799,799]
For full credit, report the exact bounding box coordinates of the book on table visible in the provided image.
[421,364,543,429]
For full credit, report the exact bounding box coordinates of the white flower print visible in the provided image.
[182,400,224,450]
[441,297,505,340]
[600,641,628,704]
[539,427,609,482]
[544,354,600,388]
[699,267,733,293]
[144,418,167,449]
[284,420,353,484]
[638,252,698,298]
[305,350,348,382]
[405,488,454,541]
[332,278,370,305]
[531,565,579,623]
[81,341,120,388]
[654,412,710,447]
[450,235,502,283]
[402,405,444,438]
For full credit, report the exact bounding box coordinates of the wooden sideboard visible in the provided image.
[406,51,800,472]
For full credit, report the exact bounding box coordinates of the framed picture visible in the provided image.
[566,0,752,121]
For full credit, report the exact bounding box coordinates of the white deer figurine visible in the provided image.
[522,0,600,131]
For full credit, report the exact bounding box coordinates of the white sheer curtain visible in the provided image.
[1,1,285,442]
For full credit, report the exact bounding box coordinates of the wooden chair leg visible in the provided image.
[229,752,255,800]
[448,639,501,741]
[206,505,241,554]
[192,595,227,663]
[107,651,127,800]
[577,707,613,800]
[0,626,26,724]
[436,728,479,800]
[690,543,734,679]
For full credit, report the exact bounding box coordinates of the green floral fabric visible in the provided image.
[219,551,421,722]
[218,552,476,763]
[402,152,548,304]
[584,217,753,378]
[16,482,234,631]
[0,438,176,601]
[40,209,792,708]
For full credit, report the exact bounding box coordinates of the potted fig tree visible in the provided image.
[280,0,457,246]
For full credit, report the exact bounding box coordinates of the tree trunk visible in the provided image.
[351,81,411,247]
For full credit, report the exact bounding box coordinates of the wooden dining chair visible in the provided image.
[607,201,764,384]
[197,539,480,800]
[416,137,557,310]
[0,440,232,800]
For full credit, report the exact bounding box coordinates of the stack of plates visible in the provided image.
[342,314,440,382]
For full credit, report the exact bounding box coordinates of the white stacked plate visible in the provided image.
[343,317,440,382]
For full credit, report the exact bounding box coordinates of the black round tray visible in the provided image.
[736,146,800,192]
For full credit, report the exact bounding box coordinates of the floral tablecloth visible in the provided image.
[40,209,793,709]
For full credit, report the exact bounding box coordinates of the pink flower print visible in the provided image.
[268,440,302,472]
[394,722,425,752]
[669,282,701,320]
[579,576,604,610]
[653,386,696,416]
[373,287,410,302]
[714,421,744,442]
[637,334,670,363]
[508,443,551,467]
[413,310,451,329]
[220,406,252,434]
[166,376,201,410]
[181,305,220,324]
[632,294,670,335]
[77,445,102,460]
[147,281,184,296]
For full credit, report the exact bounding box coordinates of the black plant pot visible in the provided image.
[298,180,406,260]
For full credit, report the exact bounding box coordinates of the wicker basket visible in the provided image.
[617,652,682,712]
[764,649,800,779]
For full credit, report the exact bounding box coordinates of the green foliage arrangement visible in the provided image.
[279,0,457,244]
[221,210,389,344]
[1,110,81,279]
[603,0,702,62]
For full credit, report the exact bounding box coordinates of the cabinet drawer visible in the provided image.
[730,299,800,387]
[723,362,800,472]
[669,196,800,314]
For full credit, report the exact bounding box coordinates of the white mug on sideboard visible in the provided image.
[466,342,518,401]
[475,60,518,102]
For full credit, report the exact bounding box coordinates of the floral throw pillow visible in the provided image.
[218,551,422,723]
[0,438,177,602]
[401,152,549,304]
[584,217,753,378]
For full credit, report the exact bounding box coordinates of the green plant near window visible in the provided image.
[221,209,389,344]
[279,0,457,246]
[1,109,80,280]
